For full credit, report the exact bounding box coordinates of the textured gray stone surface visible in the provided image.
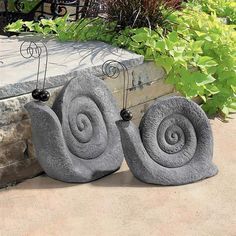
[0,36,143,99]
[0,119,43,188]
[25,75,124,183]
[0,158,42,188]
[117,96,218,186]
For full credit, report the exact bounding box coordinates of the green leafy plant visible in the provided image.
[168,9,236,116]
[186,0,236,25]
[5,16,117,42]
[5,5,236,118]
[116,9,235,117]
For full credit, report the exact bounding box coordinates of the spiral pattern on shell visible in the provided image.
[52,75,121,160]
[139,96,213,168]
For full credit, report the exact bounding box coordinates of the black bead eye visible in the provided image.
[38,90,50,102]
[32,89,42,100]
[120,109,133,121]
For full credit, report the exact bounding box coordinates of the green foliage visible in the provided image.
[186,0,236,25]
[105,10,236,117]
[5,7,236,118]
[167,9,236,116]
[6,16,117,41]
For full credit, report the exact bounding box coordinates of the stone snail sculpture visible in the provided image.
[22,40,218,185]
[22,42,123,182]
[104,60,218,186]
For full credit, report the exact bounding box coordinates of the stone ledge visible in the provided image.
[0,158,42,188]
[0,141,27,167]
[0,119,31,147]
[0,36,144,100]
[113,79,174,108]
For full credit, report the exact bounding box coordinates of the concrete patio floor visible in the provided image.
[0,115,235,236]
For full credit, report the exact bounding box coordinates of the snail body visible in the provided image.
[25,75,124,183]
[117,96,218,185]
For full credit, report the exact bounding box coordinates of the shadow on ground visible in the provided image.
[91,170,162,188]
[4,170,166,190]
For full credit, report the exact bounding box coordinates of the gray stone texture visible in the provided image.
[117,96,218,186]
[25,75,124,182]
[0,36,143,99]
[0,138,42,188]
[0,116,43,188]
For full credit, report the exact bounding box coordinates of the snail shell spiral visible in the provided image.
[117,96,218,185]
[53,75,121,161]
[25,75,124,183]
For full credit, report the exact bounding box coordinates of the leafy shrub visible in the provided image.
[5,6,236,118]
[168,9,236,116]
[5,17,118,42]
[113,9,235,117]
[186,0,236,25]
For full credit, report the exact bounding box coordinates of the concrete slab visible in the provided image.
[0,35,143,99]
[0,115,235,236]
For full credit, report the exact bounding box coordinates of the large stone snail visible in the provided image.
[103,60,218,186]
[22,40,218,185]
[21,42,124,183]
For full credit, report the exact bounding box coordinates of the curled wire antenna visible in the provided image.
[102,60,133,121]
[102,60,128,79]
[20,41,50,102]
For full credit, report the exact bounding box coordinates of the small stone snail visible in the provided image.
[22,42,123,183]
[103,60,218,185]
